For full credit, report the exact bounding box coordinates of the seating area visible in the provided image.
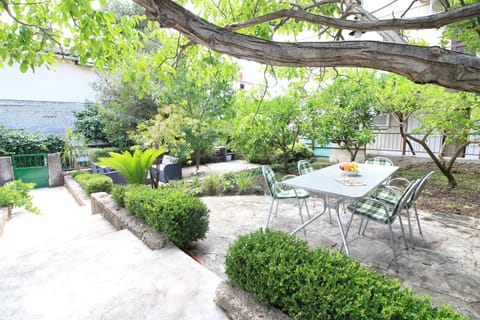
[151,155,182,183]
[273,157,435,272]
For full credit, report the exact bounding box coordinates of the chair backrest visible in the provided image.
[298,160,314,175]
[410,171,435,205]
[390,179,421,219]
[262,165,282,197]
[364,157,394,166]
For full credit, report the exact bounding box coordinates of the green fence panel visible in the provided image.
[11,154,49,188]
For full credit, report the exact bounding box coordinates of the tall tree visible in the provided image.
[309,69,379,161]
[231,87,311,172]
[1,0,480,92]
[407,91,480,188]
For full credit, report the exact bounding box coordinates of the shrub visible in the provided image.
[225,229,466,320]
[73,103,108,142]
[202,175,221,195]
[74,173,113,195]
[167,178,203,196]
[0,180,40,217]
[124,186,209,247]
[0,125,64,156]
[234,172,252,193]
[88,147,125,163]
[111,184,143,207]
[273,142,314,165]
[97,148,164,185]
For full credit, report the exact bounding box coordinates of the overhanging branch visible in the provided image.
[225,3,480,32]
[135,0,480,93]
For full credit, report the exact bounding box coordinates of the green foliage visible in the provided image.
[0,180,40,215]
[309,69,379,161]
[0,126,64,156]
[97,148,164,185]
[225,229,466,320]
[441,0,480,55]
[132,52,238,170]
[94,69,160,148]
[74,173,113,195]
[88,147,126,163]
[233,171,253,193]
[124,186,209,247]
[231,89,312,171]
[111,184,141,207]
[166,178,203,197]
[273,142,313,164]
[73,103,108,142]
[62,128,87,170]
[202,175,221,195]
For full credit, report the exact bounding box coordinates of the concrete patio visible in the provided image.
[1,160,479,319]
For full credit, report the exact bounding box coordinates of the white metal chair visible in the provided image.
[262,165,310,237]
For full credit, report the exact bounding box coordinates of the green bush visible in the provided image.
[88,147,125,163]
[202,175,221,195]
[273,142,314,165]
[124,187,209,247]
[225,229,466,320]
[0,125,64,156]
[111,184,144,207]
[74,173,113,195]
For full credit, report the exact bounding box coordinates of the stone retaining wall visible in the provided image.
[90,192,168,250]
[0,207,8,237]
[214,281,292,320]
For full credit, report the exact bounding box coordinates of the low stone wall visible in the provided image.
[0,207,8,237]
[90,192,168,250]
[64,175,90,206]
[214,281,292,320]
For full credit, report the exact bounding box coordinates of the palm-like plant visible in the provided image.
[98,148,165,185]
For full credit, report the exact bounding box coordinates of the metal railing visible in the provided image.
[306,129,480,159]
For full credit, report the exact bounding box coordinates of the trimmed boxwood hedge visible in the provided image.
[225,229,466,320]
[74,173,113,195]
[123,186,209,247]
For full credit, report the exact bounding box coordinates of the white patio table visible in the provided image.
[281,163,399,256]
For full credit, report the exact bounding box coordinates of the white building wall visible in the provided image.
[0,58,97,102]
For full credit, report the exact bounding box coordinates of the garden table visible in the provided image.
[281,163,399,256]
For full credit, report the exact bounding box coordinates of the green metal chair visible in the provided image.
[297,160,330,223]
[344,179,420,271]
[364,156,394,166]
[262,165,310,237]
[371,171,435,244]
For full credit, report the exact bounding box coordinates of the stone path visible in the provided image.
[194,195,480,319]
[0,187,227,320]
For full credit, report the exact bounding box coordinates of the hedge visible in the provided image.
[124,186,209,247]
[0,126,64,156]
[225,229,466,320]
[74,173,113,195]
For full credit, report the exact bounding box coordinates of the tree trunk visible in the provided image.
[407,133,458,188]
[195,149,201,172]
[133,0,480,93]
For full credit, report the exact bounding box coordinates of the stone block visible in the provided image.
[214,281,292,320]
[64,175,90,206]
[0,157,14,186]
[0,207,8,237]
[48,153,64,187]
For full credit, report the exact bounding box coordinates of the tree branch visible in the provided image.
[134,0,480,92]
[225,3,480,32]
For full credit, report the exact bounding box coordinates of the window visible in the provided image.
[373,113,390,128]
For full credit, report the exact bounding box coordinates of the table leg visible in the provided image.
[334,199,350,256]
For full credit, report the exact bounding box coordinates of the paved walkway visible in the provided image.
[1,160,479,319]
[0,187,227,320]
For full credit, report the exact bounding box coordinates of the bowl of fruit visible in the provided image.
[339,162,360,176]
